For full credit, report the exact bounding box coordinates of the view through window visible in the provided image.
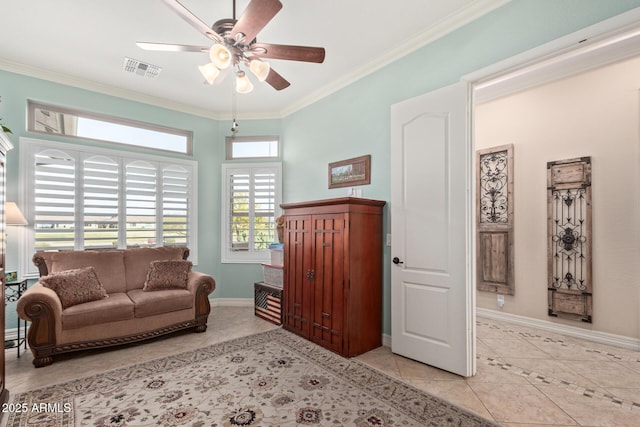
[28,100,192,155]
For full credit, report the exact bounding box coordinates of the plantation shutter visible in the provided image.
[125,160,157,247]
[229,171,251,252]
[253,170,276,250]
[24,138,198,269]
[34,149,76,250]
[222,163,281,262]
[162,165,190,246]
[83,155,119,248]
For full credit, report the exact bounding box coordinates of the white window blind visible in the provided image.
[222,163,281,263]
[34,149,76,250]
[162,166,190,246]
[21,137,198,275]
[83,156,119,248]
[126,161,157,247]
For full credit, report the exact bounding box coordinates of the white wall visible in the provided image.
[475,55,640,339]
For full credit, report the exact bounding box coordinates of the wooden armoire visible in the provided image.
[0,131,11,407]
[281,197,385,357]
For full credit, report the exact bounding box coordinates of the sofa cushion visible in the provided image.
[124,247,187,291]
[127,289,193,318]
[41,267,108,309]
[47,250,127,294]
[62,292,135,330]
[143,260,192,291]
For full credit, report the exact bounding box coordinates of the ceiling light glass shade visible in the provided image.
[235,71,254,94]
[249,59,270,82]
[209,44,232,69]
[198,62,221,84]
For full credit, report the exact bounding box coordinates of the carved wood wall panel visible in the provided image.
[476,144,514,295]
[547,157,592,323]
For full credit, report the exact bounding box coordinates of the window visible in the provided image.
[28,100,193,155]
[21,138,197,274]
[226,136,279,160]
[222,162,281,263]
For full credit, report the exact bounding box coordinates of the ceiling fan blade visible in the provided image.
[231,0,283,44]
[137,42,209,53]
[162,0,223,43]
[264,68,290,91]
[251,43,325,63]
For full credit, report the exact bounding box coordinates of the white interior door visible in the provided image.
[390,81,475,377]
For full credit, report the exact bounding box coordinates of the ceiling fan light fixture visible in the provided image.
[235,70,254,94]
[249,59,270,82]
[209,44,232,69]
[198,62,221,84]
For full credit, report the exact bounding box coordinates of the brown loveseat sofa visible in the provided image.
[16,246,215,367]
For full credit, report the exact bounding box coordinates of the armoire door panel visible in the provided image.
[283,215,312,337]
[311,214,344,353]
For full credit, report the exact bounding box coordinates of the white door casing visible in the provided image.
[390,81,475,377]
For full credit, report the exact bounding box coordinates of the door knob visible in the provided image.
[392,257,404,265]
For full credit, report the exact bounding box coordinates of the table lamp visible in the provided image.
[5,202,28,226]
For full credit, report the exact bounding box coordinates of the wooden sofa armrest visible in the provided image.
[16,283,63,367]
[187,271,216,332]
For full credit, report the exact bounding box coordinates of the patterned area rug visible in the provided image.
[6,329,498,426]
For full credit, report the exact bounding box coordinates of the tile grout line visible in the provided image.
[477,320,640,411]
[478,355,639,410]
[477,320,640,363]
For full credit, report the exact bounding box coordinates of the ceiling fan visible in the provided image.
[137,0,325,93]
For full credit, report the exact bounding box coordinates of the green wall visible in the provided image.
[2,0,640,334]
[281,0,640,335]
[0,69,283,332]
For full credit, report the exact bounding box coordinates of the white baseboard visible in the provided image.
[382,334,391,348]
[211,297,254,308]
[477,308,640,351]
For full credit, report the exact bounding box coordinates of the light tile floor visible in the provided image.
[4,307,640,426]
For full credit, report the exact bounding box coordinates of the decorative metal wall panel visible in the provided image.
[479,149,509,224]
[547,157,592,323]
[476,144,514,295]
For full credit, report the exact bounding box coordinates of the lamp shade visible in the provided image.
[5,202,28,226]
[249,59,270,82]
[198,62,221,85]
[209,44,232,69]
[235,71,254,94]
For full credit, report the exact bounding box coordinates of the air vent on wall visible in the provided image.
[123,57,162,79]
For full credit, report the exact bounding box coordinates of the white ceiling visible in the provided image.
[0,0,507,119]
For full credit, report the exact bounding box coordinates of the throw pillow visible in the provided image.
[41,266,109,309]
[143,260,192,291]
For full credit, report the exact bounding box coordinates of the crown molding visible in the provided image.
[281,0,511,117]
[0,58,223,120]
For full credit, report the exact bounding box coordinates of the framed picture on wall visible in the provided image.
[5,271,17,282]
[328,155,371,189]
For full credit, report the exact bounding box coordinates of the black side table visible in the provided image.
[5,278,28,357]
